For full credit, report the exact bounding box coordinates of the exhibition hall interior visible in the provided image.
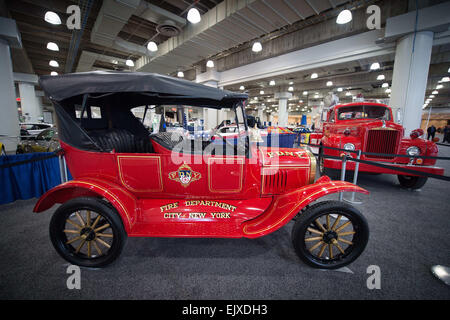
[0,0,449,302]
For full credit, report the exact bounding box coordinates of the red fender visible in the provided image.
[33,177,138,233]
[241,177,369,238]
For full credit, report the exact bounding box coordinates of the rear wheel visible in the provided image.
[397,175,428,189]
[49,197,127,268]
[292,201,369,269]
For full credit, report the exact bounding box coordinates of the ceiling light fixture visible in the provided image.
[311,73,318,79]
[326,81,333,86]
[187,8,201,24]
[46,42,59,51]
[44,11,61,25]
[239,85,245,90]
[49,60,59,67]
[370,62,381,70]
[50,71,58,76]
[382,83,389,88]
[260,90,264,95]
[252,42,262,52]
[269,80,275,86]
[206,60,214,68]
[385,88,391,93]
[436,84,443,90]
[337,87,343,92]
[336,9,352,24]
[432,90,439,94]
[442,77,450,82]
[288,86,294,92]
[147,41,158,52]
[126,59,134,67]
[303,91,308,96]
[177,71,184,78]
[377,74,385,80]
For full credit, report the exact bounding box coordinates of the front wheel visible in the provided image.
[292,200,369,269]
[397,175,428,189]
[49,197,127,268]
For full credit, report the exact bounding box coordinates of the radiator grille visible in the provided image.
[365,129,399,159]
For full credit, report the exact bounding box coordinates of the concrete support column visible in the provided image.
[275,92,292,127]
[18,82,42,122]
[257,106,264,122]
[196,72,220,130]
[389,31,434,135]
[0,39,20,152]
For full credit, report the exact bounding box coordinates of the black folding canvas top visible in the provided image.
[38,71,247,152]
[39,71,247,107]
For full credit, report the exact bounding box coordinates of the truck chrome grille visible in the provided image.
[365,129,399,159]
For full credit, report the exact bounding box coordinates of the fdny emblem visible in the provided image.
[168,163,201,187]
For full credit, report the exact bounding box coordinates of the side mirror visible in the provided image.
[396,108,402,124]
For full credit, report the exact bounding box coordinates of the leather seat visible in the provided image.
[90,129,153,153]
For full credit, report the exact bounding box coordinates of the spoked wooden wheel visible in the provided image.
[292,200,369,269]
[64,210,114,258]
[50,197,127,268]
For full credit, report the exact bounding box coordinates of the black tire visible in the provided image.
[397,175,428,189]
[49,197,127,268]
[292,200,369,269]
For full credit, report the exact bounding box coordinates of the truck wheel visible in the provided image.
[49,197,127,268]
[397,175,428,189]
[292,200,369,269]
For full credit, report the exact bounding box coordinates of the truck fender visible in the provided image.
[241,177,369,238]
[33,178,138,233]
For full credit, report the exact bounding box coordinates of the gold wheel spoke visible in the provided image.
[66,219,82,230]
[328,244,333,259]
[339,238,353,245]
[335,220,352,233]
[309,240,324,252]
[90,215,101,229]
[318,243,327,258]
[93,240,102,255]
[86,211,91,227]
[94,223,110,233]
[314,219,327,233]
[307,227,323,236]
[332,240,345,254]
[97,233,113,238]
[305,236,323,242]
[63,229,79,234]
[75,212,86,227]
[338,231,356,236]
[66,236,82,245]
[75,239,86,253]
[87,241,92,258]
[331,215,342,231]
[326,215,331,230]
[96,238,111,249]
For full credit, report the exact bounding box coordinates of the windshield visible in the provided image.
[337,105,391,121]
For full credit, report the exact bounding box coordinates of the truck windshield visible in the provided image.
[337,105,391,121]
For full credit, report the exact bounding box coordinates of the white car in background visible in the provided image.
[20,122,54,136]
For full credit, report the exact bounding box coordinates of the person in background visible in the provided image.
[427,125,436,140]
[443,125,450,143]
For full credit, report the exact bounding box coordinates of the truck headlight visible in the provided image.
[406,146,420,156]
[343,143,355,151]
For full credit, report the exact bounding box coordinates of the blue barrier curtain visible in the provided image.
[0,153,63,205]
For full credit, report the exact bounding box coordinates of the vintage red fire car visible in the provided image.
[311,102,444,189]
[35,72,369,269]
